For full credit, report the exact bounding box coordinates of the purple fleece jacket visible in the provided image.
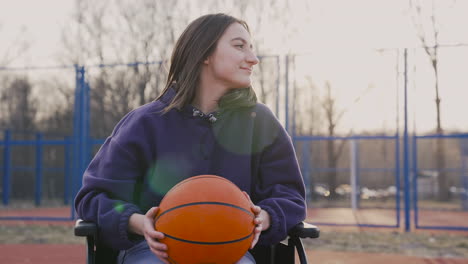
[74,88,306,250]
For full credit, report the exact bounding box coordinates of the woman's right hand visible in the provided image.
[129,207,169,263]
[143,207,169,263]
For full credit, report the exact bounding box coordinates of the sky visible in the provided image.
[1,0,468,134]
[0,0,74,65]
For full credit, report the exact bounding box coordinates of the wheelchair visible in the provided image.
[75,220,319,264]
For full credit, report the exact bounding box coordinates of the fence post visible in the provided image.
[73,65,81,216]
[275,56,280,117]
[394,133,401,228]
[412,135,419,228]
[2,130,11,205]
[301,141,312,204]
[463,156,468,211]
[35,132,43,206]
[64,136,71,205]
[403,48,411,232]
[350,139,360,210]
[82,78,90,171]
[461,139,468,211]
[72,65,90,218]
[292,55,297,138]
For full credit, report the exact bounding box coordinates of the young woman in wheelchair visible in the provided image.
[75,13,307,264]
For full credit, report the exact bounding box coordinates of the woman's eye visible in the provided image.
[236,44,245,49]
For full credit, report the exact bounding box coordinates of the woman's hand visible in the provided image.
[243,192,271,249]
[128,207,169,264]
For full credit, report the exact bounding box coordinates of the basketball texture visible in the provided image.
[154,175,255,264]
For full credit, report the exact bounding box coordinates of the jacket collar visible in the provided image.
[159,87,220,123]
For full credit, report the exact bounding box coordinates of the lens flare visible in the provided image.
[147,155,191,195]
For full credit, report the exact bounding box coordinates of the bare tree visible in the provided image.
[37,78,75,135]
[254,0,296,108]
[115,0,184,104]
[57,0,192,137]
[0,22,31,125]
[0,77,38,199]
[57,0,304,139]
[321,81,348,199]
[0,78,37,130]
[0,24,31,67]
[409,0,449,201]
[301,77,322,135]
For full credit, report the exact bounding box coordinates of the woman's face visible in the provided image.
[204,22,259,89]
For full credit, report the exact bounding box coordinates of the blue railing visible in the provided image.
[0,131,74,206]
[1,57,468,232]
[412,133,468,231]
[294,134,401,229]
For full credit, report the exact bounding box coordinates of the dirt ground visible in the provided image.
[1,244,468,264]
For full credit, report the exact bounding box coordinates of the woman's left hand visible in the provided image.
[243,192,271,249]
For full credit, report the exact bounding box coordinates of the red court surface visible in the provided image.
[0,206,72,218]
[1,244,467,264]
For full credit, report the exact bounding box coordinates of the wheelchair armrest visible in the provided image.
[74,219,98,237]
[288,221,320,239]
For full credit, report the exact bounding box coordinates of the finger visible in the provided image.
[143,208,158,231]
[253,222,262,233]
[242,191,253,203]
[251,240,258,249]
[254,216,263,225]
[149,247,169,260]
[251,233,260,249]
[146,207,159,218]
[143,219,162,236]
[145,229,165,240]
[147,238,168,252]
[255,225,263,234]
[251,205,261,214]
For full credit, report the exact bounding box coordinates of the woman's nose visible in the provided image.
[246,50,259,65]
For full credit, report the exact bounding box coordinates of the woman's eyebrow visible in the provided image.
[231,37,247,43]
[231,37,253,48]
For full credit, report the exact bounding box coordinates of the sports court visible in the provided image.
[2,0,468,263]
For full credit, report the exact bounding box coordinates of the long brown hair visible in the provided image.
[157,13,257,113]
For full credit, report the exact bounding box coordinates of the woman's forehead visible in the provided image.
[220,23,251,42]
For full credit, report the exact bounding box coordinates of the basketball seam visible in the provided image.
[163,231,254,245]
[155,201,254,222]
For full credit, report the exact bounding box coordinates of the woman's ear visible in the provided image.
[203,56,210,65]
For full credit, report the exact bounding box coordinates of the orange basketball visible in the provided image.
[154,175,255,264]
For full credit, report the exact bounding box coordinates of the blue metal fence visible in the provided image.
[1,53,468,232]
[0,130,75,220]
[0,65,87,221]
[294,135,401,229]
[412,133,468,231]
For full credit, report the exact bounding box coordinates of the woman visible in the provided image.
[75,13,306,264]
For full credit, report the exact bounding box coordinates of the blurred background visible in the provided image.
[1,0,468,262]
